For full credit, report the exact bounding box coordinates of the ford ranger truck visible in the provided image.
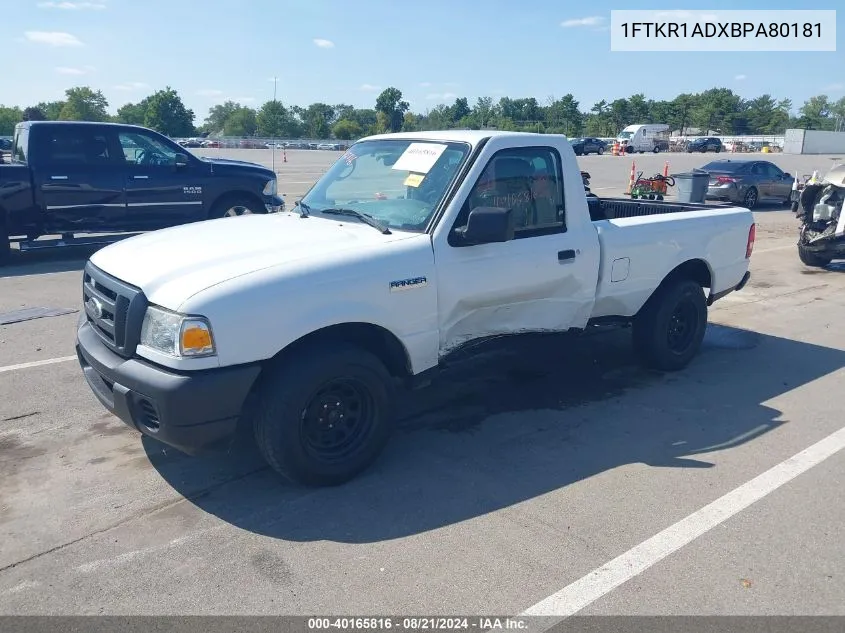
[0,120,284,264]
[75,130,755,487]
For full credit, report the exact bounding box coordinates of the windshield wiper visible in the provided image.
[320,208,391,234]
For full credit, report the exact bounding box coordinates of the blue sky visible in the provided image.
[4,0,843,123]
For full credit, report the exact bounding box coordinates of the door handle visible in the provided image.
[558,249,576,261]
[50,176,68,180]
[133,175,149,180]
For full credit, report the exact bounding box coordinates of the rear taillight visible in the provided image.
[746,223,756,258]
[717,176,737,184]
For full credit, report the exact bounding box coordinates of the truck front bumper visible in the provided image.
[76,320,261,455]
[264,194,285,213]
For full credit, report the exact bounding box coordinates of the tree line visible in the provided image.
[1,85,843,140]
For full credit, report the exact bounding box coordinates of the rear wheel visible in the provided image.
[252,344,395,486]
[743,186,759,210]
[633,279,708,371]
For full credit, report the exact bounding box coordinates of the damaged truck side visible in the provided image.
[75,130,755,486]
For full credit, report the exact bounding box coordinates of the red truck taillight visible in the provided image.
[746,223,756,259]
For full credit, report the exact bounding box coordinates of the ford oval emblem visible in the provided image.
[87,297,103,320]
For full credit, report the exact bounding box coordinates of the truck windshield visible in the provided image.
[300,139,471,233]
[618,131,634,139]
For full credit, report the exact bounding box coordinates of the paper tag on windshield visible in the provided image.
[404,173,425,187]
[392,143,448,174]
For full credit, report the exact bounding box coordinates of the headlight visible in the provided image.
[140,305,216,358]
[263,178,278,196]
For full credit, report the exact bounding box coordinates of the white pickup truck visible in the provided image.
[75,130,755,486]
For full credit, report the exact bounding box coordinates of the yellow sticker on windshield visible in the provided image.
[404,173,425,188]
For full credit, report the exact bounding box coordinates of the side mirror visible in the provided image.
[454,206,515,245]
[174,153,189,168]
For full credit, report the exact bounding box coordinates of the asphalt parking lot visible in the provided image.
[2,147,845,619]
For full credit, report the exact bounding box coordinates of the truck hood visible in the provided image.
[199,156,275,177]
[89,213,419,309]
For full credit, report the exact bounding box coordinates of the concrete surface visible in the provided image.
[1,148,845,617]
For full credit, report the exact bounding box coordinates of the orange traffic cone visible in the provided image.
[626,160,636,195]
[283,147,287,163]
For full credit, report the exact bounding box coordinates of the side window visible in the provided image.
[765,163,784,178]
[453,146,565,242]
[118,131,179,166]
[42,128,114,166]
[751,163,767,176]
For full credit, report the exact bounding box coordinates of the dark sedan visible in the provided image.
[570,137,606,156]
[702,159,794,209]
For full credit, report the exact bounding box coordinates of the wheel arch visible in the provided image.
[636,258,713,317]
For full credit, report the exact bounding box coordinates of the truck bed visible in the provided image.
[586,195,734,222]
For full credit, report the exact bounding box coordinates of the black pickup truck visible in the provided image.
[0,121,284,264]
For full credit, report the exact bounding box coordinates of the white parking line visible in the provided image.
[519,424,845,626]
[0,355,77,374]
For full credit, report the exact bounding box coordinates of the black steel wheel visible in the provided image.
[253,343,395,486]
[633,278,708,371]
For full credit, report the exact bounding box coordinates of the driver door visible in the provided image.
[119,130,204,230]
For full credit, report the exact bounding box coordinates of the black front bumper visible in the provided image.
[76,320,261,455]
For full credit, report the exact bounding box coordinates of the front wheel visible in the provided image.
[633,279,708,371]
[209,195,264,219]
[252,344,395,486]
[798,244,832,268]
[0,222,10,266]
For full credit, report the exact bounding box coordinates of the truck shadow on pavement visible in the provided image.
[142,323,845,543]
[0,245,99,278]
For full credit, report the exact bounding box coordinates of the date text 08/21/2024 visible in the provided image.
[619,22,823,39]
[307,617,528,631]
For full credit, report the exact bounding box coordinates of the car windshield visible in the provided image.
[571,138,586,144]
[300,139,471,233]
[702,161,750,173]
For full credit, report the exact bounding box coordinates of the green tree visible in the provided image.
[333,119,362,140]
[223,106,257,136]
[203,100,241,134]
[303,103,334,139]
[0,106,22,135]
[58,87,109,121]
[143,87,195,136]
[375,87,409,133]
[22,106,46,121]
[257,100,297,137]
[799,95,833,129]
[35,101,65,120]
[116,101,147,125]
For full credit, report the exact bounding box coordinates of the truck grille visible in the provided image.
[82,262,147,359]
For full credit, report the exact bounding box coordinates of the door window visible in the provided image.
[118,131,180,166]
[42,128,115,166]
[454,146,566,242]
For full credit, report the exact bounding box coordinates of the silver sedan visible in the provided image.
[703,159,794,209]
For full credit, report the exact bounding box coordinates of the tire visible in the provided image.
[597,146,604,155]
[0,222,10,266]
[209,194,264,219]
[798,245,832,268]
[252,344,395,487]
[743,186,759,210]
[633,278,708,372]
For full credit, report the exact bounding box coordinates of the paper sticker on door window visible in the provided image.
[403,173,425,187]
[391,143,448,174]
